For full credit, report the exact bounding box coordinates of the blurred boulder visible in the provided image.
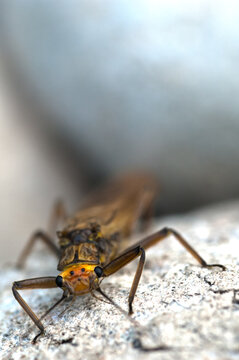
[1,0,239,214]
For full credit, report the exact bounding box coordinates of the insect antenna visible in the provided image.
[91,291,111,304]
[58,296,76,317]
[39,293,67,322]
[32,294,67,344]
[96,287,139,327]
[96,288,172,352]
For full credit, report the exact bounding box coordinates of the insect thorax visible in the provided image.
[56,224,118,271]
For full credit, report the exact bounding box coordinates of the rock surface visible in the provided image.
[1,201,239,360]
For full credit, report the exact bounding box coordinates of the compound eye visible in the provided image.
[94,266,103,278]
[55,275,63,287]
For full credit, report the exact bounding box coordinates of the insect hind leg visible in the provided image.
[140,201,154,232]
[134,227,226,270]
[139,185,156,232]
[47,199,67,238]
[16,200,67,268]
[16,231,60,268]
[102,226,225,314]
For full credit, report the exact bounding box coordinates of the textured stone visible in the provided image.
[1,201,239,359]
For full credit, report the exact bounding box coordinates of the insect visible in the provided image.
[12,173,225,344]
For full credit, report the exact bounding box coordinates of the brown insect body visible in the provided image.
[57,173,156,271]
[12,172,225,344]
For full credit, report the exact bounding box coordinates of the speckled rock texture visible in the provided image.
[1,201,239,360]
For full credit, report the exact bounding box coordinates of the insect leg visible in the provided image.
[17,200,67,268]
[140,199,154,231]
[102,245,145,314]
[102,227,225,314]
[12,277,59,341]
[47,199,67,238]
[139,178,157,231]
[128,247,145,314]
[16,231,60,268]
[133,227,226,269]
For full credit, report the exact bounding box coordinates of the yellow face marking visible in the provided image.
[59,264,99,295]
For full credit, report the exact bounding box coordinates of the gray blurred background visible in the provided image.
[0,0,239,262]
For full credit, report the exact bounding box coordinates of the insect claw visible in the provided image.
[32,330,44,344]
[128,304,133,315]
[132,338,142,349]
[132,337,170,352]
[206,264,226,271]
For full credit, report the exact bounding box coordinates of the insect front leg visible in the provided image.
[101,245,146,315]
[102,227,225,314]
[12,276,65,342]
